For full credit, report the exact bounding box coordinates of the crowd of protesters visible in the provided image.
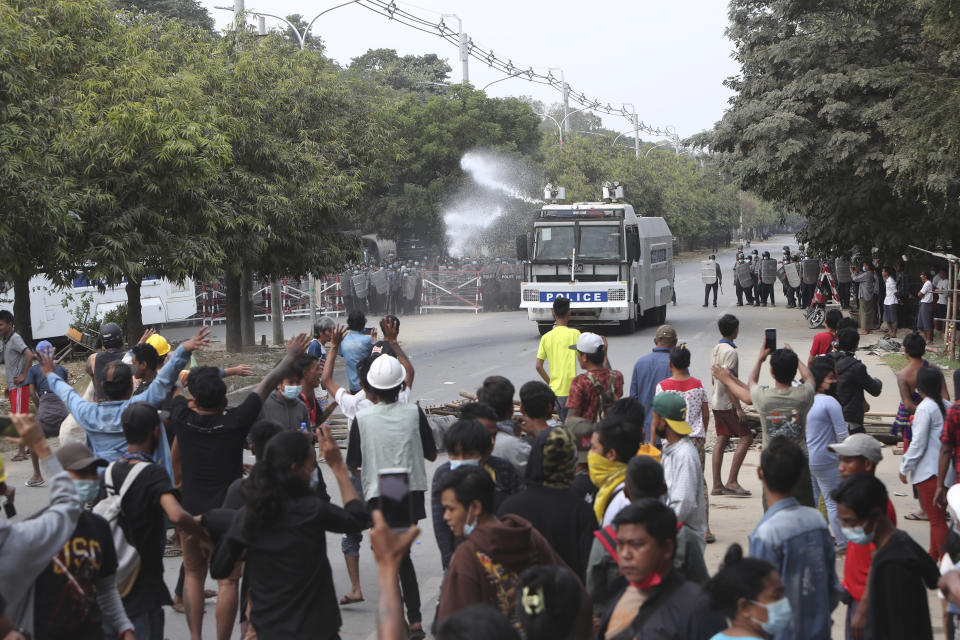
[3,295,960,640]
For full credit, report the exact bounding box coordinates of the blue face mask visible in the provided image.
[73,479,101,504]
[282,385,302,400]
[841,523,875,546]
[751,597,792,634]
[449,458,480,470]
[463,506,478,537]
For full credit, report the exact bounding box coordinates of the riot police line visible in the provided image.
[702,246,856,311]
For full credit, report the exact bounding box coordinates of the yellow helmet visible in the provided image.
[146,333,170,357]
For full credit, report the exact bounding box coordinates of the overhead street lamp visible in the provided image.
[481,71,523,91]
[537,104,600,144]
[215,0,360,50]
[643,141,674,158]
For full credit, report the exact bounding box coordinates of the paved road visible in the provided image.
[6,235,928,639]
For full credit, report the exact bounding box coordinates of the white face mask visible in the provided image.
[450,458,480,470]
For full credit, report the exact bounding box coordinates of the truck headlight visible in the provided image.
[522,290,538,302]
[607,289,626,301]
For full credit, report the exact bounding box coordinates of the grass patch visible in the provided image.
[882,351,960,374]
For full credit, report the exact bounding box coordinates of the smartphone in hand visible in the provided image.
[765,328,777,351]
[378,468,412,531]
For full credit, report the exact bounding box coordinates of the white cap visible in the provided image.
[569,332,604,354]
[366,354,406,389]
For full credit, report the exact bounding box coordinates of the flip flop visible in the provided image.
[10,454,28,462]
[25,479,46,487]
[724,486,752,497]
[339,595,364,605]
[904,512,929,521]
[705,532,717,544]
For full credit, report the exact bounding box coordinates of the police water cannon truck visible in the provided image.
[517,182,675,335]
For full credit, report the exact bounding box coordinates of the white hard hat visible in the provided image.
[366,354,406,390]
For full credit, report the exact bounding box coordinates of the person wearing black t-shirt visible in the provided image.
[211,427,367,640]
[109,403,212,640]
[167,333,313,640]
[32,443,134,640]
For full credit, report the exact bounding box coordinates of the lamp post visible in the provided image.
[548,67,569,133]
[621,103,640,159]
[441,13,469,84]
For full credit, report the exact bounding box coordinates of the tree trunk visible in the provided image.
[224,270,243,353]
[12,272,33,345]
[125,278,143,348]
[240,268,255,347]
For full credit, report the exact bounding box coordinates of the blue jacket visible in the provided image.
[47,344,191,481]
[749,497,840,640]
[629,348,671,437]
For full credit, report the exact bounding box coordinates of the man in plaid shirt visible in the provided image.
[935,370,960,509]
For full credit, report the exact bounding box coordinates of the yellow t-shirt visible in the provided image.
[536,325,581,397]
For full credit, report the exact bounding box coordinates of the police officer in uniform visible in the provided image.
[735,254,754,306]
[800,254,819,308]
[760,251,778,307]
[702,254,722,307]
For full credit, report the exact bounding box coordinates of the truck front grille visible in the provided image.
[607,289,626,301]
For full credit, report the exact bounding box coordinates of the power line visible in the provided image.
[353,0,677,138]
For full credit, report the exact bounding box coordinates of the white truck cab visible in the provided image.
[517,187,674,334]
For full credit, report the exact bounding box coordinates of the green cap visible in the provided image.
[652,392,692,435]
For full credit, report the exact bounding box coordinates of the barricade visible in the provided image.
[196,281,227,325]
[420,270,482,313]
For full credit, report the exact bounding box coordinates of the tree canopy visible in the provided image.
[709,0,960,259]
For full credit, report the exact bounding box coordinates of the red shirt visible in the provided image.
[940,402,960,476]
[842,498,897,601]
[566,369,624,422]
[810,331,834,357]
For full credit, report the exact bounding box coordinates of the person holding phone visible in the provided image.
[712,339,817,509]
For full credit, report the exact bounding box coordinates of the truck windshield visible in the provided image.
[579,224,622,259]
[534,226,574,259]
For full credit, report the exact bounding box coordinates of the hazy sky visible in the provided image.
[199,0,739,138]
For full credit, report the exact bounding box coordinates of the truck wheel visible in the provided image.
[620,315,636,334]
[641,306,658,326]
[537,323,552,336]
[656,305,667,325]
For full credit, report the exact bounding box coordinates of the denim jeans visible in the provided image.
[810,462,845,542]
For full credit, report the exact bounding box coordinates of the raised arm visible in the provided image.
[748,344,771,388]
[380,317,414,389]
[255,333,311,402]
[321,325,348,396]
[711,364,754,405]
[133,327,211,407]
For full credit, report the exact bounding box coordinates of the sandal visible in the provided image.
[705,532,717,544]
[904,512,929,521]
[10,453,28,462]
[340,594,364,605]
[409,625,426,640]
[25,479,46,488]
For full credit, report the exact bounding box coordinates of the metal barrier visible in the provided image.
[197,281,227,325]
[420,270,482,313]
